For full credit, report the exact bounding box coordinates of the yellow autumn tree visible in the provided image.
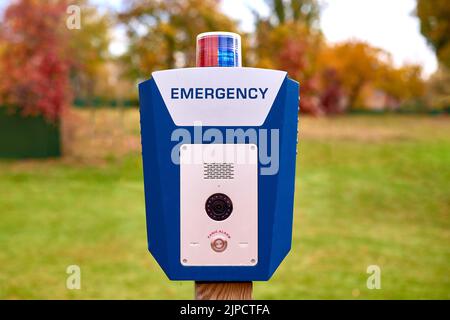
[417,0,450,68]
[318,41,384,109]
[318,41,424,110]
[119,0,239,79]
[416,0,450,110]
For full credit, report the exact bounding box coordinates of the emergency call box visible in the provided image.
[139,32,299,281]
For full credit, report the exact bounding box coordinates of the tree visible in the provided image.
[68,1,112,103]
[416,0,450,68]
[252,0,326,114]
[416,0,450,110]
[0,0,71,122]
[426,66,450,110]
[119,0,238,79]
[263,0,320,29]
[376,63,424,109]
[319,41,384,109]
[320,41,424,110]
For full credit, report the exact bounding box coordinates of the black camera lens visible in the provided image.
[205,193,233,221]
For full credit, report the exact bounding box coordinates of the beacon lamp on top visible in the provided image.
[196,31,242,67]
[138,31,299,281]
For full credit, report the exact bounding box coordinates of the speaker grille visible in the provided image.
[203,163,234,180]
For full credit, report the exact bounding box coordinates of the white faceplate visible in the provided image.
[180,144,258,266]
[152,67,287,126]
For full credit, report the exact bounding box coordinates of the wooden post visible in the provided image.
[195,282,253,300]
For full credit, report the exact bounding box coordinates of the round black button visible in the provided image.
[205,193,233,221]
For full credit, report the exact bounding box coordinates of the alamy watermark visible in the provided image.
[366,265,381,290]
[66,5,81,30]
[171,122,280,175]
[66,265,81,290]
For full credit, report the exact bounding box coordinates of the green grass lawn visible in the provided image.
[0,112,449,299]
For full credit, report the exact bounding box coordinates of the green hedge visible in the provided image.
[348,107,450,115]
[73,97,139,108]
[0,108,61,158]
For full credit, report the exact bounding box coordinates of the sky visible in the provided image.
[221,0,437,76]
[0,0,438,77]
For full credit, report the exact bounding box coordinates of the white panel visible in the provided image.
[180,144,258,266]
[152,67,286,126]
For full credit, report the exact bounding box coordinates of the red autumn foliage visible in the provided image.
[319,68,346,114]
[0,0,71,122]
[277,36,337,115]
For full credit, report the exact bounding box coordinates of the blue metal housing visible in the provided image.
[139,70,299,281]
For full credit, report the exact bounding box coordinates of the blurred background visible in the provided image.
[0,0,448,299]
